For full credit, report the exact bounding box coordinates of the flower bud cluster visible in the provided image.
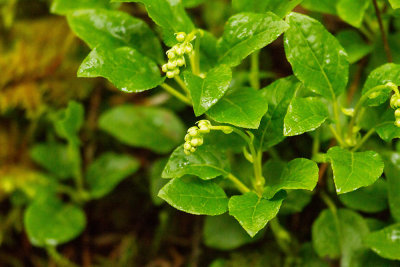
[161,32,194,79]
[183,120,211,155]
[390,94,400,127]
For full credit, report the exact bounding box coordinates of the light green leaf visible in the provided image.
[255,76,300,149]
[86,152,140,199]
[228,191,286,237]
[284,97,329,136]
[78,47,164,93]
[389,0,400,9]
[383,152,400,222]
[99,105,184,154]
[301,0,337,14]
[232,0,303,18]
[30,143,75,180]
[112,0,194,40]
[327,147,384,194]
[338,179,388,213]
[336,30,372,64]
[337,0,369,28]
[51,0,118,15]
[362,63,400,106]
[24,196,86,247]
[67,9,163,63]
[263,158,319,199]
[162,145,230,180]
[206,87,269,129]
[203,213,257,250]
[218,12,289,67]
[183,65,232,116]
[365,224,400,260]
[54,101,84,145]
[284,12,349,100]
[312,209,369,266]
[158,177,228,215]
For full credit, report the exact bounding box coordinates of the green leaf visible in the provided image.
[284,13,349,100]
[338,179,388,213]
[183,65,232,116]
[54,101,84,145]
[336,0,369,28]
[67,9,163,63]
[389,0,400,9]
[284,97,329,136]
[162,145,230,180]
[24,196,86,247]
[203,213,257,250]
[112,0,194,40]
[206,87,269,129]
[263,158,319,199]
[30,143,75,180]
[280,190,313,215]
[86,152,140,199]
[365,224,400,260]
[376,120,400,142]
[158,177,228,215]
[218,12,289,67]
[232,0,303,18]
[78,47,164,93]
[255,76,300,149]
[362,63,400,106]
[301,0,337,14]
[336,30,372,64]
[228,191,286,237]
[198,31,220,71]
[51,0,117,15]
[383,153,400,222]
[312,209,369,265]
[327,147,384,194]
[149,158,169,206]
[99,105,185,154]
[182,0,205,8]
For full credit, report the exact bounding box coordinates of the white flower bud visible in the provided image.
[166,71,175,78]
[161,64,168,73]
[176,32,186,42]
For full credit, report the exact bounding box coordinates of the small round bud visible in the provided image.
[368,92,379,99]
[161,64,168,73]
[391,95,398,108]
[174,68,180,76]
[176,32,186,42]
[166,71,175,78]
[184,149,191,155]
[198,126,210,134]
[396,109,400,118]
[198,120,211,128]
[167,51,176,59]
[395,120,400,128]
[190,147,196,153]
[185,44,193,53]
[184,142,192,150]
[396,99,400,109]
[175,47,184,56]
[184,134,191,141]
[167,61,177,70]
[190,137,203,147]
[188,126,199,137]
[177,58,185,67]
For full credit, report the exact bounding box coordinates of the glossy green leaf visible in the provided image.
[149,158,169,206]
[284,97,329,136]
[162,145,230,180]
[30,143,74,180]
[158,177,228,215]
[99,105,185,154]
[284,13,349,100]
[255,76,300,149]
[78,47,164,93]
[206,87,269,129]
[312,209,369,265]
[24,196,86,247]
[384,153,400,222]
[301,0,337,14]
[218,12,289,67]
[67,9,163,63]
[365,224,400,260]
[51,0,117,15]
[336,30,372,64]
[232,0,303,17]
[362,63,400,106]
[263,158,319,199]
[338,179,388,213]
[228,191,286,237]
[183,65,232,116]
[337,0,369,28]
[327,146,384,194]
[53,101,84,145]
[389,0,400,9]
[203,213,257,250]
[86,152,140,199]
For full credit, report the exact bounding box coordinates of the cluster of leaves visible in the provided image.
[3,0,400,266]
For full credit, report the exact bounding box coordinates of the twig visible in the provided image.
[373,0,393,62]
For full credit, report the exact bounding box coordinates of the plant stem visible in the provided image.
[174,76,190,96]
[227,173,251,193]
[250,50,260,89]
[351,121,394,152]
[329,124,346,147]
[312,129,321,156]
[189,30,201,75]
[270,218,292,255]
[46,246,77,267]
[160,83,192,105]
[332,98,343,140]
[373,0,393,62]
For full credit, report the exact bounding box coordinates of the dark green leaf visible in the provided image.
[78,47,164,92]
[280,190,313,215]
[51,0,118,15]
[54,101,84,145]
[365,224,400,260]
[284,12,349,100]
[383,152,400,222]
[301,0,337,14]
[99,105,185,153]
[158,177,228,215]
[149,158,169,206]
[218,12,289,67]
